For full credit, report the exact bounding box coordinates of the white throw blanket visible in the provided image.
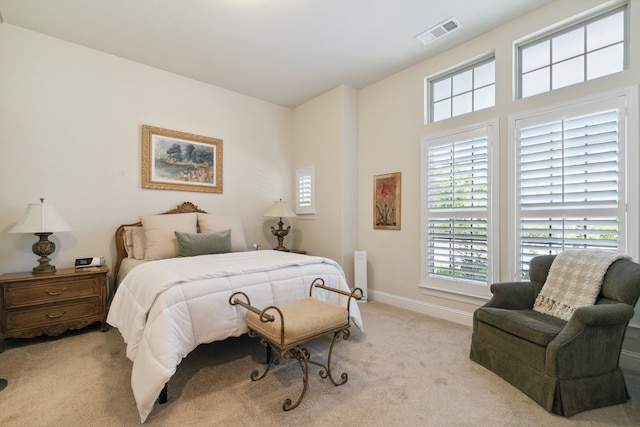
[107,250,363,423]
[533,250,629,321]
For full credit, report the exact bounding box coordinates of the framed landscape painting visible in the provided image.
[141,125,223,193]
[373,172,401,230]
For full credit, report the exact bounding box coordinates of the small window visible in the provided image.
[428,57,495,123]
[295,166,315,215]
[517,5,627,99]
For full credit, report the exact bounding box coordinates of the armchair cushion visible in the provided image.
[476,308,566,347]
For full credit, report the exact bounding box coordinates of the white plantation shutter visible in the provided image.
[298,175,312,207]
[296,166,315,215]
[516,101,625,275]
[426,131,490,286]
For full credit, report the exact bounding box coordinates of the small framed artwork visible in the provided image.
[373,172,401,230]
[141,125,223,193]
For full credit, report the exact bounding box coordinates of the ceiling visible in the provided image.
[0,0,555,107]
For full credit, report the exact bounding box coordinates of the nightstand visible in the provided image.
[0,266,109,352]
[288,249,307,255]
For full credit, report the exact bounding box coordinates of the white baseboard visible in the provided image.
[369,290,640,374]
[369,289,473,327]
[621,349,640,374]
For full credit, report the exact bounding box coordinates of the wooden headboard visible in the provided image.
[113,202,208,280]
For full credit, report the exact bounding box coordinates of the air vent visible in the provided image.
[416,17,462,45]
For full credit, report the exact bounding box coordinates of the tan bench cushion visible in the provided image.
[246,297,348,346]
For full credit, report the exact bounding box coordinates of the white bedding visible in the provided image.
[107,250,363,423]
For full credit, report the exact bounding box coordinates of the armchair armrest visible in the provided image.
[546,302,635,377]
[572,303,635,327]
[484,281,538,310]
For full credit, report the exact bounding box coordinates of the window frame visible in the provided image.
[515,3,628,99]
[426,55,496,124]
[420,120,499,302]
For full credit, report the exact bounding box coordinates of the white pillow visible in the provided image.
[123,227,134,258]
[197,213,248,252]
[141,213,197,260]
[131,227,146,260]
[123,226,146,259]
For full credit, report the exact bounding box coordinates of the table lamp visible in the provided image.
[263,199,297,251]
[9,198,73,274]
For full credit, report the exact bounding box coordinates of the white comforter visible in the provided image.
[107,250,363,422]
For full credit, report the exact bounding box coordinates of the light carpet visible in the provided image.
[0,302,638,426]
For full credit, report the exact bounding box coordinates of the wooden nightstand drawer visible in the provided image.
[4,278,101,308]
[0,266,109,351]
[4,298,102,333]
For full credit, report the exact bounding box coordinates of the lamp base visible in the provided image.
[33,263,56,275]
[270,218,291,252]
[32,232,57,274]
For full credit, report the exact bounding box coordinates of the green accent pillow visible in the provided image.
[174,230,232,257]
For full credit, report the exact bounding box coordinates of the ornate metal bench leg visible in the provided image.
[308,329,349,386]
[283,346,309,411]
[324,329,350,386]
[251,341,277,381]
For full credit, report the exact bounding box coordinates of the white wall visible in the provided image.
[356,0,640,365]
[291,85,358,282]
[0,24,293,281]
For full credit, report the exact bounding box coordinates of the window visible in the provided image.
[428,57,495,123]
[295,166,315,215]
[421,122,498,298]
[518,5,627,99]
[512,92,634,278]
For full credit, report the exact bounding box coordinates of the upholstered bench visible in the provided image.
[229,278,362,410]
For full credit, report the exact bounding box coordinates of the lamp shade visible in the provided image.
[263,199,296,218]
[9,199,72,234]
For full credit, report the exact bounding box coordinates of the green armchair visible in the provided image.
[470,255,640,416]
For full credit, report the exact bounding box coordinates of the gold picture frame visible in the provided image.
[141,125,223,193]
[373,172,401,230]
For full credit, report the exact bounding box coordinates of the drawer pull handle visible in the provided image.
[45,311,66,319]
[46,288,67,296]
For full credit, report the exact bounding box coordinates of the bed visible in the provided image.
[106,202,363,423]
